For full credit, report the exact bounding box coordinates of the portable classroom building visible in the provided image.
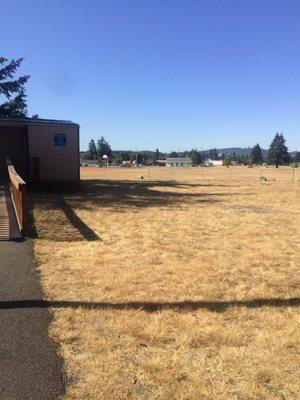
[166,157,192,167]
[0,117,80,187]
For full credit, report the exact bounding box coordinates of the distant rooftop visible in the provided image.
[0,116,79,126]
[166,157,191,162]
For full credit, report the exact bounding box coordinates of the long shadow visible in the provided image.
[58,198,101,241]
[66,179,250,211]
[28,179,252,240]
[27,195,101,242]
[1,297,299,312]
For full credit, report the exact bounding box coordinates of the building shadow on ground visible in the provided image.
[68,179,249,210]
[27,179,253,242]
[1,297,299,313]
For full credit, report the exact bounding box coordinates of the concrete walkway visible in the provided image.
[0,240,65,399]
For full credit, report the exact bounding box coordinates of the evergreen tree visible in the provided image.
[208,149,218,160]
[155,148,160,161]
[224,155,231,167]
[208,149,214,160]
[189,148,204,166]
[112,152,123,165]
[169,151,178,157]
[0,57,30,117]
[121,151,131,161]
[294,152,300,163]
[97,136,112,159]
[88,139,97,160]
[267,133,290,167]
[251,143,264,164]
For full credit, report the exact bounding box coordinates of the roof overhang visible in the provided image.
[0,116,79,128]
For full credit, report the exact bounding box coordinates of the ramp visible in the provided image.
[0,180,22,241]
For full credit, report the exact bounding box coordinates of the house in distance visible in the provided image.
[0,117,80,188]
[166,157,192,167]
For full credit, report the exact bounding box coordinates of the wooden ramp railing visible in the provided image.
[6,158,27,236]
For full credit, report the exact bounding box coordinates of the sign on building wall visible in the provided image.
[54,133,67,147]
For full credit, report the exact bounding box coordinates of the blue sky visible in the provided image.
[1,0,299,151]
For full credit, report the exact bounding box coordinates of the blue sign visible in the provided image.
[54,133,67,147]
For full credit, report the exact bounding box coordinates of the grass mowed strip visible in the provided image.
[31,167,300,399]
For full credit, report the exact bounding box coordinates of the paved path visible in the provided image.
[0,240,65,399]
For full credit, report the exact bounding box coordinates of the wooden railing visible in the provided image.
[6,158,27,234]
[10,156,39,184]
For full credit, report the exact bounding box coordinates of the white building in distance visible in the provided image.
[166,157,192,167]
[205,159,223,166]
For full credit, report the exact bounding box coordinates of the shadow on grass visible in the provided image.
[27,179,252,241]
[67,179,248,211]
[27,195,101,242]
[58,198,101,241]
[1,298,299,312]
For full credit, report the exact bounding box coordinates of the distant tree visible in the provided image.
[0,57,30,117]
[294,152,300,163]
[130,152,143,164]
[97,136,112,159]
[240,154,250,165]
[189,149,198,166]
[112,152,123,165]
[224,156,231,167]
[251,143,264,164]
[267,133,290,167]
[87,139,97,160]
[208,148,218,160]
[189,148,204,166]
[121,151,131,161]
[80,151,90,161]
[169,151,178,157]
[136,153,143,164]
[155,148,160,161]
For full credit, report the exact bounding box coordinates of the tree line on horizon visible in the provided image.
[83,133,299,167]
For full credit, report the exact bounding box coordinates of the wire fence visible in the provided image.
[89,166,300,183]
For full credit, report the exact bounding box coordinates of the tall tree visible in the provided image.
[155,148,160,161]
[208,149,218,160]
[88,139,97,160]
[224,155,231,167]
[189,148,204,166]
[267,133,290,167]
[251,143,264,164]
[169,151,178,157]
[97,136,112,159]
[0,57,30,117]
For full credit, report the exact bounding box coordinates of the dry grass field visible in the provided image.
[30,166,300,400]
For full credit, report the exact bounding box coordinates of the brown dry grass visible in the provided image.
[30,166,300,400]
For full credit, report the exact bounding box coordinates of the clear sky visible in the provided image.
[1,0,299,151]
